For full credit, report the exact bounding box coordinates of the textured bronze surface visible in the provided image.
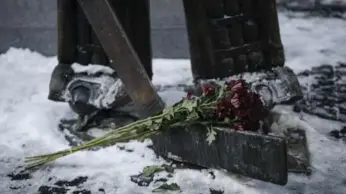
[184,0,285,80]
[77,0,164,118]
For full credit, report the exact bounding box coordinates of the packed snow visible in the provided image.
[0,12,346,194]
[71,63,115,75]
[277,0,346,8]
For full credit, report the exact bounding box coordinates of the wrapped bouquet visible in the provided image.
[25,79,267,169]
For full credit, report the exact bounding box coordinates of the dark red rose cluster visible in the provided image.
[201,80,267,132]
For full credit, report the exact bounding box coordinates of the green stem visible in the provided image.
[26,114,167,160]
[25,96,231,170]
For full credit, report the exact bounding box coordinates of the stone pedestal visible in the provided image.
[151,127,288,185]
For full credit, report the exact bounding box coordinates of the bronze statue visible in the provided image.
[48,0,309,184]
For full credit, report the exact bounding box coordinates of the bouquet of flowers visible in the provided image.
[25,79,267,169]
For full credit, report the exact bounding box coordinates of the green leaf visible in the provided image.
[151,124,160,131]
[181,99,197,112]
[142,165,165,177]
[217,83,226,99]
[151,118,163,131]
[224,117,238,124]
[206,127,217,145]
[164,113,173,120]
[154,118,163,124]
[163,107,175,120]
[152,183,181,193]
[144,120,153,127]
[186,111,199,121]
[134,126,146,134]
[224,117,230,123]
[162,164,175,173]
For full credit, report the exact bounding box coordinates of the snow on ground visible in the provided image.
[277,0,346,6]
[0,12,346,194]
[280,13,346,73]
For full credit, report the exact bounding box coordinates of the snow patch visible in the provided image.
[71,63,115,75]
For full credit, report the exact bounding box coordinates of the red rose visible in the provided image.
[186,92,193,99]
[201,83,217,96]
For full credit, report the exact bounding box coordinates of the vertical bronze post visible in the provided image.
[127,0,153,79]
[182,0,216,81]
[76,4,92,65]
[258,0,285,68]
[224,0,246,74]
[205,0,234,78]
[57,0,77,64]
[90,31,109,66]
[239,0,264,71]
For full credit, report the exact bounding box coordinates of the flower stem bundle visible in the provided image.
[25,79,267,169]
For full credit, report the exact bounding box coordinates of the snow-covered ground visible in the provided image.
[1,12,346,194]
[277,0,346,9]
